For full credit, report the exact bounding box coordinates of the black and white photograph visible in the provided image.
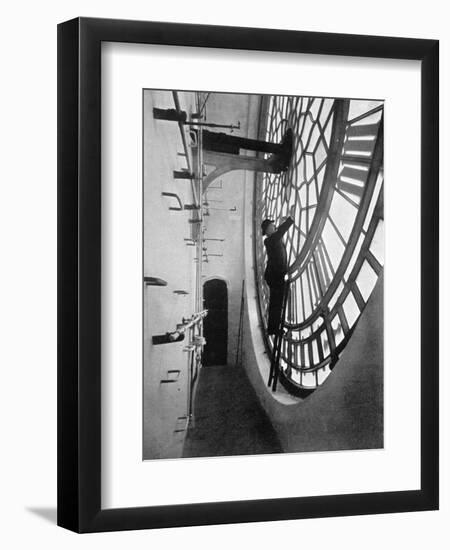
[143,90,384,460]
[0,0,445,542]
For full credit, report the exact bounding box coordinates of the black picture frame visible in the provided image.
[57,17,439,533]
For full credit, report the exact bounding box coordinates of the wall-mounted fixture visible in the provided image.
[161,192,183,211]
[144,276,168,286]
[173,169,194,180]
[152,310,208,346]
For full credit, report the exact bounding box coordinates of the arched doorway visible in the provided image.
[203,279,228,366]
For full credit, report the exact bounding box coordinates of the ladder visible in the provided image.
[267,281,290,392]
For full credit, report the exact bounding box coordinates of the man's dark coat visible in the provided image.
[263,216,294,334]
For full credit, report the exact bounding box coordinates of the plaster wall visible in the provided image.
[200,92,255,365]
[142,90,260,458]
[142,90,198,459]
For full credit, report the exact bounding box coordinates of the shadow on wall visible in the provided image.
[243,274,384,453]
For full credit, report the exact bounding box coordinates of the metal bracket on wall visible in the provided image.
[144,276,168,286]
[152,311,208,345]
[161,192,183,211]
[173,169,194,180]
[152,332,185,345]
[160,369,181,384]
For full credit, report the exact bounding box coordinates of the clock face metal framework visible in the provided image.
[255,95,384,396]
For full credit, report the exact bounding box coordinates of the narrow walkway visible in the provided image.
[183,365,282,458]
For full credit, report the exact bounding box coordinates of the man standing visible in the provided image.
[261,206,295,335]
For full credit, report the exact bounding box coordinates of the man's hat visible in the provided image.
[261,218,275,235]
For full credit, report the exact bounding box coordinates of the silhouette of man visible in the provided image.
[261,206,295,335]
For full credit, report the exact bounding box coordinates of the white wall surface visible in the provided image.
[142,90,198,459]
[0,1,448,548]
[200,92,248,365]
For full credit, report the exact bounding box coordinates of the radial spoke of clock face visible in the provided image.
[255,95,384,395]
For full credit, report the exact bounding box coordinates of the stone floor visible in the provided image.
[182,365,282,458]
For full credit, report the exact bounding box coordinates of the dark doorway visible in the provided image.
[203,279,228,366]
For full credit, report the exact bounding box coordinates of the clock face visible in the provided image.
[255,95,384,396]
